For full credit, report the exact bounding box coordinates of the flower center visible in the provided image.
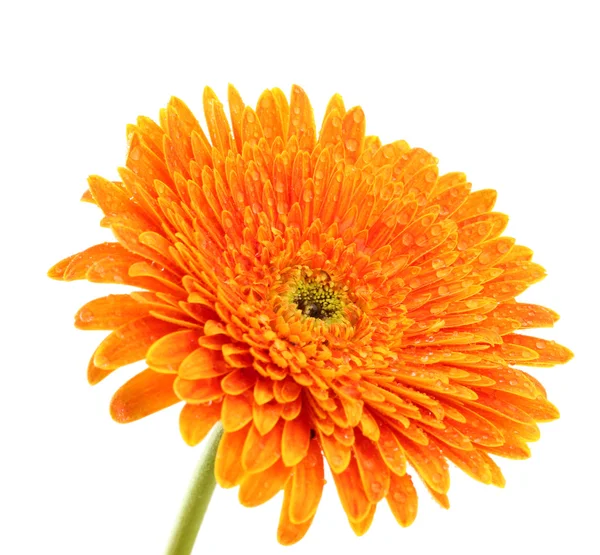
[291,272,343,321]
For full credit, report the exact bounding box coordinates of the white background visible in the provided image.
[1,1,598,554]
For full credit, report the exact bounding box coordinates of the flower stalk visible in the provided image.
[165,423,223,555]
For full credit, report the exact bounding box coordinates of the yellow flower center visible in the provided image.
[292,276,342,320]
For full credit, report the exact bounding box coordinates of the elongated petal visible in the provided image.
[94,317,179,370]
[239,458,291,507]
[75,294,149,330]
[277,479,314,545]
[110,369,179,423]
[146,329,199,373]
[386,473,418,527]
[179,402,221,446]
[215,426,249,488]
[289,439,324,524]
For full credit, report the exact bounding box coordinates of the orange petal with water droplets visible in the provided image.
[454,189,497,220]
[353,431,390,503]
[434,440,493,485]
[342,107,365,163]
[485,435,531,460]
[227,84,245,152]
[282,416,311,467]
[502,334,573,366]
[402,439,450,495]
[48,242,133,281]
[425,484,450,509]
[277,479,314,545]
[331,457,371,522]
[93,317,179,370]
[75,294,149,330]
[289,439,324,524]
[215,426,249,488]
[288,85,315,151]
[386,473,418,527]
[376,424,407,476]
[242,421,283,473]
[146,329,199,373]
[110,369,179,423]
[479,452,506,487]
[238,458,291,507]
[221,393,253,432]
[203,86,233,155]
[179,402,221,446]
[319,429,351,473]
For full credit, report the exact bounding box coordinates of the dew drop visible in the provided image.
[302,189,314,202]
[479,252,492,265]
[345,138,359,152]
[78,309,94,323]
[402,233,414,246]
[129,146,141,161]
[246,111,255,123]
[497,241,511,254]
[393,492,407,503]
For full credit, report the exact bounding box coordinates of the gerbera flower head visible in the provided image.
[49,84,572,544]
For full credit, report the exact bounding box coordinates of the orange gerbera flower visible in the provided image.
[49,85,572,544]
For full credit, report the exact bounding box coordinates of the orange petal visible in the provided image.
[221,393,253,432]
[502,334,574,366]
[221,368,257,395]
[281,416,311,467]
[253,400,282,435]
[215,426,249,488]
[203,86,233,155]
[319,429,351,473]
[277,479,314,545]
[402,439,450,495]
[288,85,315,151]
[174,377,223,404]
[434,440,493,485]
[353,431,390,503]
[93,317,179,370]
[238,458,291,507]
[228,84,245,152]
[348,504,376,536]
[178,346,228,379]
[48,242,133,281]
[342,106,365,163]
[242,421,283,473]
[289,439,324,524]
[87,357,113,385]
[253,377,274,405]
[75,294,149,330]
[146,329,200,373]
[110,369,179,423]
[87,174,135,218]
[425,484,450,509]
[332,457,371,522]
[386,473,418,527]
[179,402,221,446]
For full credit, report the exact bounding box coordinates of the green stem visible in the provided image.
[165,423,224,555]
